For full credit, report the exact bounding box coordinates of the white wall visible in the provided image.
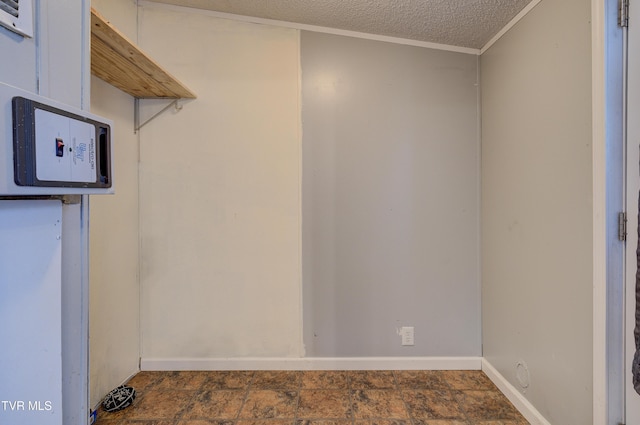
[89,0,140,408]
[137,5,302,360]
[480,0,592,423]
[91,0,138,38]
[301,32,481,357]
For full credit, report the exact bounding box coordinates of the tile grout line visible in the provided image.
[234,371,256,423]
[294,371,302,425]
[179,372,207,423]
[347,371,355,425]
[442,371,473,425]
[392,370,416,425]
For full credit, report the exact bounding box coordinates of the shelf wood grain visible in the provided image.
[90,7,196,99]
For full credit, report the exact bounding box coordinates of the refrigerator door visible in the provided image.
[0,199,64,424]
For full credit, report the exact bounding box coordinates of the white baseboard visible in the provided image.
[481,358,551,425]
[140,356,482,371]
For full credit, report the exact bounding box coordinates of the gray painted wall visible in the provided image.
[480,0,593,423]
[301,32,481,357]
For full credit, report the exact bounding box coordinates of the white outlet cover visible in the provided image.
[400,326,415,346]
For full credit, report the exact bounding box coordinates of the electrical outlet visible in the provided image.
[400,326,414,346]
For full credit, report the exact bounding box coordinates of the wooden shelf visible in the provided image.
[90,7,196,99]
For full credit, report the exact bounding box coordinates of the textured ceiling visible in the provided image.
[145,0,535,49]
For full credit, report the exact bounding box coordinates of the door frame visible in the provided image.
[624,0,640,422]
[592,0,626,424]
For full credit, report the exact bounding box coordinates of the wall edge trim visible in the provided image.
[480,0,543,55]
[140,356,483,371]
[481,358,552,425]
[590,0,609,421]
[138,0,480,55]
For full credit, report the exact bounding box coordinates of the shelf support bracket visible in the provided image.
[134,99,183,133]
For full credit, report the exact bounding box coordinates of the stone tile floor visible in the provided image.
[94,370,529,425]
